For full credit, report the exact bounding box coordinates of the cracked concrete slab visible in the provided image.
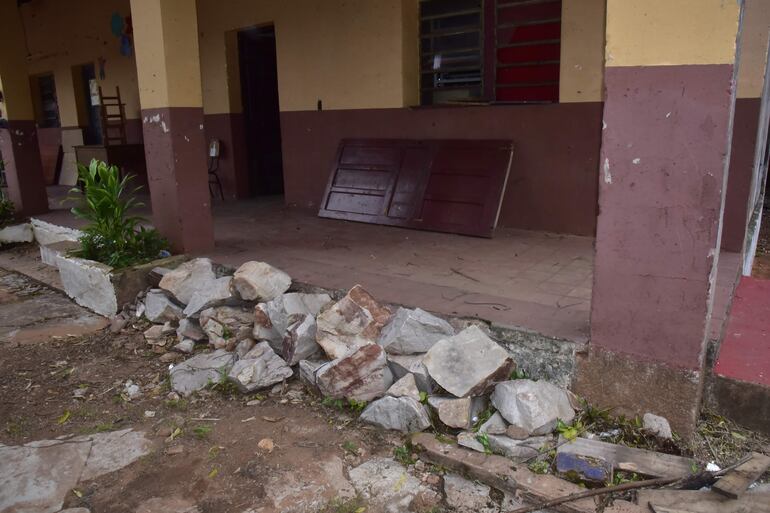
[0,268,108,345]
[0,430,154,513]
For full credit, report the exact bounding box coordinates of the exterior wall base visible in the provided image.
[573,347,703,437]
[204,112,250,200]
[0,121,49,216]
[705,374,770,435]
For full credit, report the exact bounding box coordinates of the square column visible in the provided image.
[0,0,48,216]
[130,0,214,253]
[575,0,742,435]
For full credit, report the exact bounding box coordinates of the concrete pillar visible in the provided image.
[575,0,742,435]
[0,0,48,216]
[130,0,214,253]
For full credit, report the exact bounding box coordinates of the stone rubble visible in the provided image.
[144,289,184,323]
[491,379,575,436]
[183,276,235,317]
[227,342,294,393]
[377,307,454,355]
[427,396,487,430]
[169,349,237,396]
[159,258,219,305]
[423,325,514,398]
[386,373,422,401]
[316,344,393,401]
[231,261,291,301]
[282,313,321,365]
[643,412,673,440]
[387,353,434,393]
[316,285,392,360]
[358,396,431,433]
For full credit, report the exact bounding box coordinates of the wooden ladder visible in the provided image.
[98,86,127,146]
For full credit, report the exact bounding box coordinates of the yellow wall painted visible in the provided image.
[21,0,141,122]
[737,0,770,99]
[197,0,411,114]
[606,0,741,67]
[560,0,605,103]
[0,0,36,120]
[131,0,204,109]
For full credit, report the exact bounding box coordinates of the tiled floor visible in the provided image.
[40,191,595,342]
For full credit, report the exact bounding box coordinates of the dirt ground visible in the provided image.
[0,270,410,513]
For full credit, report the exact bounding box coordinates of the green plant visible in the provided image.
[193,425,213,439]
[509,368,531,380]
[69,159,168,268]
[475,432,492,454]
[0,196,15,228]
[556,419,584,441]
[394,442,416,466]
[342,440,358,455]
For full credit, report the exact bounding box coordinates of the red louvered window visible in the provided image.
[419,0,561,105]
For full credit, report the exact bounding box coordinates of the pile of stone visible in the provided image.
[139,257,579,457]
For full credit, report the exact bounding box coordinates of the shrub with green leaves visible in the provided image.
[70,159,168,268]
[0,196,14,228]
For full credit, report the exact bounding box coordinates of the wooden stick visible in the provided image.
[507,476,682,513]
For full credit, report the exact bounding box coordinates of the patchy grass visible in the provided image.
[165,398,189,410]
[342,440,359,455]
[472,407,495,433]
[4,416,28,439]
[475,432,492,455]
[394,442,416,466]
[192,425,213,439]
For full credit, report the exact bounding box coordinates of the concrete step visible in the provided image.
[40,240,80,267]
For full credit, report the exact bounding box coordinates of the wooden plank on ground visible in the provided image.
[712,452,770,499]
[411,433,645,513]
[557,436,698,478]
[638,489,770,513]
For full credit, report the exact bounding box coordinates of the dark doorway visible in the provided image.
[72,63,102,145]
[238,25,284,196]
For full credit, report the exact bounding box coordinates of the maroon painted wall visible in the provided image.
[721,97,761,252]
[204,112,251,200]
[279,103,603,236]
[37,126,61,185]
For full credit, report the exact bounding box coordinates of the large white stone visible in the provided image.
[423,325,514,398]
[56,255,117,317]
[169,349,237,396]
[282,313,321,365]
[159,258,218,305]
[182,276,235,317]
[387,354,434,393]
[0,222,33,244]
[316,344,393,401]
[378,307,454,355]
[177,318,206,341]
[643,412,673,440]
[316,285,392,360]
[359,396,431,433]
[200,305,254,348]
[386,373,421,401]
[253,292,332,351]
[232,261,291,301]
[227,342,293,393]
[144,289,184,323]
[443,473,498,513]
[490,379,575,436]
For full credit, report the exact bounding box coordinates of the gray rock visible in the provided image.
[386,373,421,401]
[169,349,237,396]
[0,222,33,244]
[387,354,434,393]
[427,396,487,429]
[200,305,254,348]
[378,307,454,355]
[183,276,235,317]
[227,342,293,393]
[282,313,321,365]
[490,379,575,436]
[232,261,291,301]
[298,359,328,392]
[478,412,508,434]
[349,458,426,512]
[316,285,392,360]
[643,412,673,440]
[58,508,91,513]
[359,396,431,432]
[443,473,497,513]
[316,344,393,401]
[159,258,218,305]
[173,339,195,354]
[144,324,165,344]
[457,431,486,453]
[423,325,514,397]
[144,289,183,324]
[177,318,206,341]
[253,292,332,351]
[134,498,200,513]
[235,338,256,358]
[74,428,153,481]
[486,434,541,461]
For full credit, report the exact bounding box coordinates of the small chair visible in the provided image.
[208,139,224,200]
